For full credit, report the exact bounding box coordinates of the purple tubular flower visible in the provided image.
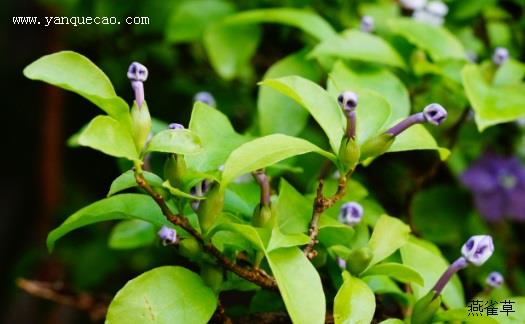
[460,153,525,221]
[168,123,185,130]
[492,47,509,66]
[127,62,148,108]
[337,257,347,269]
[386,103,447,136]
[360,15,374,33]
[486,271,504,288]
[337,91,358,139]
[461,235,494,266]
[339,202,364,226]
[158,225,177,245]
[194,91,216,107]
[432,256,468,296]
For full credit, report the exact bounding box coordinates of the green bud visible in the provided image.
[252,204,274,228]
[345,246,373,275]
[196,183,224,233]
[178,237,202,261]
[359,133,395,161]
[130,101,152,153]
[338,137,360,172]
[163,154,187,189]
[200,265,223,293]
[411,291,441,324]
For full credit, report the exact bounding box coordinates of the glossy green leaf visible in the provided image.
[367,215,410,268]
[275,179,312,234]
[258,50,321,136]
[77,115,138,160]
[310,29,406,69]
[388,18,466,61]
[221,134,335,186]
[266,247,326,324]
[106,266,216,323]
[165,0,234,43]
[260,76,345,153]
[462,64,525,131]
[224,182,260,217]
[107,170,163,197]
[210,222,267,251]
[493,59,525,86]
[333,272,375,324]
[108,220,156,250]
[400,237,465,309]
[47,194,170,251]
[361,262,424,285]
[162,181,205,200]
[266,228,310,252]
[329,61,410,125]
[23,51,130,124]
[186,102,248,172]
[387,123,450,160]
[318,217,355,248]
[145,129,202,155]
[223,8,336,40]
[203,22,261,80]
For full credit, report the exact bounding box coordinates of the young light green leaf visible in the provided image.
[401,237,465,309]
[328,61,410,125]
[310,29,406,69]
[223,8,336,40]
[388,18,466,61]
[367,215,410,268]
[77,115,138,161]
[318,217,355,248]
[209,222,268,251]
[221,134,335,186]
[258,50,321,136]
[23,51,130,124]
[165,0,235,43]
[493,59,525,86]
[266,247,326,324]
[107,170,164,197]
[275,179,312,234]
[162,181,206,200]
[462,64,525,131]
[186,102,248,172]
[333,272,376,324]
[47,194,171,251]
[361,262,424,285]
[145,129,202,155]
[387,123,450,160]
[106,266,216,324]
[108,220,156,250]
[266,228,310,252]
[260,76,345,153]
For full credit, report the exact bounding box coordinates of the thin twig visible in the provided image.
[134,169,278,290]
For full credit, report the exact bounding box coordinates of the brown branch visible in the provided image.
[134,170,278,290]
[17,278,108,321]
[304,175,348,259]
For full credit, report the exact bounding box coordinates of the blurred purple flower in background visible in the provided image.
[460,153,525,221]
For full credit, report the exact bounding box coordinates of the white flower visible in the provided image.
[486,271,504,288]
[400,0,427,10]
[461,235,494,266]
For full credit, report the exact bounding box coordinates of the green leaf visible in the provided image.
[388,18,466,61]
[379,319,404,324]
[23,51,130,124]
[260,76,345,153]
[221,134,335,186]
[77,115,138,161]
[165,0,234,43]
[106,266,216,323]
[224,182,260,217]
[223,8,336,40]
[266,247,326,324]
[400,237,465,309]
[333,272,375,324]
[462,64,525,131]
[318,217,355,248]
[387,123,450,160]
[186,102,248,172]
[328,61,410,125]
[210,222,267,251]
[258,50,321,136]
[493,59,525,86]
[108,220,156,250]
[107,170,163,197]
[145,129,202,155]
[367,215,410,268]
[162,181,206,200]
[361,262,424,285]
[47,194,170,251]
[266,228,310,252]
[275,179,312,234]
[310,29,406,69]
[203,22,261,80]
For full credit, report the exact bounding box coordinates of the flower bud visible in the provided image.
[412,9,444,26]
[130,101,152,153]
[360,133,395,160]
[168,123,185,130]
[492,47,509,66]
[461,235,494,266]
[252,204,274,228]
[426,1,448,16]
[486,271,504,288]
[157,225,177,245]
[338,137,360,172]
[196,183,224,233]
[422,103,447,125]
[337,257,347,270]
[127,62,148,108]
[194,91,216,108]
[339,202,364,226]
[360,15,374,33]
[163,154,187,189]
[400,0,427,10]
[337,91,358,116]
